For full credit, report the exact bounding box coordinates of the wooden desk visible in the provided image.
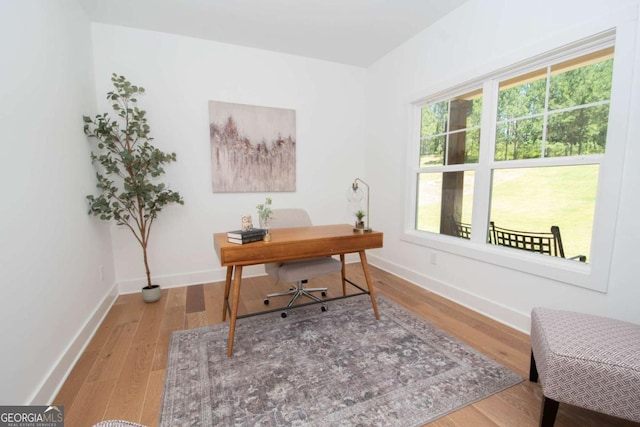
[213,224,383,356]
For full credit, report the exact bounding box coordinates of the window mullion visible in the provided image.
[491,155,603,169]
[542,66,551,158]
[407,104,423,232]
[470,79,498,243]
[445,100,451,165]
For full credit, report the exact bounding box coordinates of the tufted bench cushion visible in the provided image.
[530,307,640,425]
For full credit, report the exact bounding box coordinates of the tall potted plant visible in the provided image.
[83,74,184,302]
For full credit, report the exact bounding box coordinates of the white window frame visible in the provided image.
[402,26,635,293]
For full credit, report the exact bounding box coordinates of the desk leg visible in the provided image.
[340,254,346,296]
[222,266,233,321]
[359,250,380,320]
[227,265,243,357]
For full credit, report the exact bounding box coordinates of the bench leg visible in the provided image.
[529,350,539,382]
[540,395,559,427]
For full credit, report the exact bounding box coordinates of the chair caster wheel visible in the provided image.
[281,312,287,318]
[321,291,327,297]
[264,299,269,305]
[321,306,327,312]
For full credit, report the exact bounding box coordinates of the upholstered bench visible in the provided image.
[529,307,640,426]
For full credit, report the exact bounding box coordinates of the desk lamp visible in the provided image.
[348,178,372,232]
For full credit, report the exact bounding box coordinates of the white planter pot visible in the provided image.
[142,284,162,303]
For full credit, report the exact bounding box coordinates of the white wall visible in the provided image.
[0,0,117,404]
[89,24,368,292]
[5,0,638,405]
[366,0,640,331]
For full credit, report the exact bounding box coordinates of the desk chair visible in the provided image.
[263,208,343,318]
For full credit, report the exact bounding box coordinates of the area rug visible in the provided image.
[160,295,522,426]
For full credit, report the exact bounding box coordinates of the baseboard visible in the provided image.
[116,265,268,294]
[116,255,360,295]
[29,282,119,405]
[368,254,531,334]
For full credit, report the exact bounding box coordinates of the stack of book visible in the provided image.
[227,228,267,244]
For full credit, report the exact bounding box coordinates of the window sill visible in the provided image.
[400,229,605,293]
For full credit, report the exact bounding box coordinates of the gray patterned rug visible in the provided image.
[160,295,522,426]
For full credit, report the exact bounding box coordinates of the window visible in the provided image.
[489,48,613,262]
[410,36,619,276]
[416,89,482,236]
[495,49,613,161]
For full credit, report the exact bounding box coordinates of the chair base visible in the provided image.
[264,279,327,315]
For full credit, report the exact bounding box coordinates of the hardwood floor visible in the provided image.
[55,264,638,427]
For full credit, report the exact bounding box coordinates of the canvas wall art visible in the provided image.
[209,101,296,192]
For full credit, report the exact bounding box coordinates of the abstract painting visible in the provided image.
[209,101,296,192]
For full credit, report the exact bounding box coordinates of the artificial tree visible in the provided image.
[83,74,184,298]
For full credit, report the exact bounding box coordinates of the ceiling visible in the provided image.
[78,0,468,67]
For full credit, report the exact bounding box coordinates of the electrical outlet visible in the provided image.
[99,265,104,281]
[430,252,437,265]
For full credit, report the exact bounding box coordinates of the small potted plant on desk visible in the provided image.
[354,209,366,232]
[257,197,273,242]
